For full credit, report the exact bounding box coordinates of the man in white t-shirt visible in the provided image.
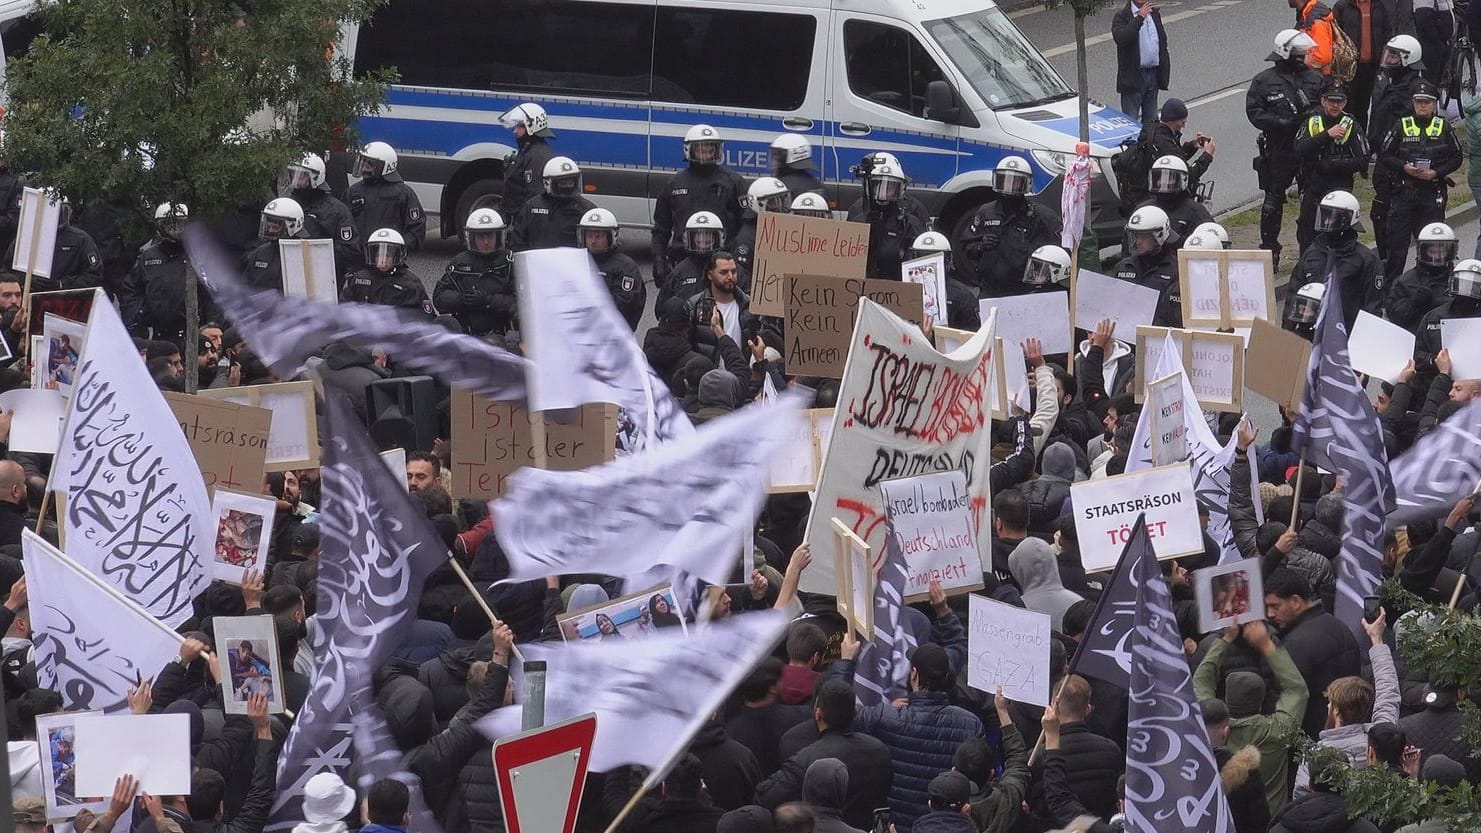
[686,250,752,359]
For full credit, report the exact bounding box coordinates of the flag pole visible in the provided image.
[444,555,526,663]
[1026,675,1072,766]
[1290,452,1307,531]
[34,490,52,533]
[603,782,651,833]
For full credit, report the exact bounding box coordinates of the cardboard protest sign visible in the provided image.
[1073,269,1159,333]
[980,292,1072,355]
[1193,558,1266,634]
[165,393,272,494]
[29,288,95,338]
[832,518,874,639]
[208,489,276,585]
[449,389,616,499]
[1350,311,1415,384]
[783,274,923,377]
[74,713,192,797]
[36,711,107,822]
[1148,372,1190,466]
[935,327,1011,421]
[768,408,833,493]
[278,239,339,303]
[1178,249,1276,328]
[803,300,997,595]
[1071,463,1203,571]
[880,471,985,602]
[13,187,61,280]
[1245,318,1311,410]
[199,381,319,470]
[967,594,1052,706]
[902,253,948,325]
[1134,326,1244,412]
[750,212,870,317]
[0,388,65,455]
[216,614,287,714]
[1442,318,1481,380]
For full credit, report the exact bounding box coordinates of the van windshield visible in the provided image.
[925,9,1073,111]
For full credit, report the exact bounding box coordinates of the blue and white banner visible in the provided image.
[1388,396,1481,523]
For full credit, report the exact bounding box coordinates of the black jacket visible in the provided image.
[847,200,928,281]
[120,237,220,341]
[1294,111,1370,195]
[290,185,360,274]
[1133,193,1214,242]
[754,728,895,830]
[651,165,748,263]
[1247,59,1323,144]
[1368,66,1424,151]
[402,658,510,813]
[1288,230,1383,331]
[1398,706,1481,780]
[7,225,104,292]
[148,735,279,833]
[726,701,812,776]
[1047,722,1124,819]
[502,135,557,217]
[1112,243,1182,327]
[1376,113,1462,191]
[346,173,426,250]
[1111,4,1170,93]
[1385,263,1449,333]
[1278,602,1363,737]
[0,500,26,548]
[241,232,308,294]
[1414,295,1480,384]
[0,171,24,256]
[593,249,647,330]
[957,197,1062,298]
[511,192,596,252]
[342,265,430,313]
[690,717,764,812]
[433,249,516,336]
[1268,791,1380,833]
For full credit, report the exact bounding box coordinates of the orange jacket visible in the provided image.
[1299,0,1337,75]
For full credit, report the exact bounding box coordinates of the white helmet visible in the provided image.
[155,202,188,240]
[1288,281,1326,325]
[684,124,724,166]
[745,177,790,214]
[280,152,326,193]
[1182,230,1224,251]
[259,197,303,240]
[1383,34,1423,69]
[499,102,551,136]
[366,227,406,271]
[684,211,725,254]
[868,162,907,204]
[542,156,583,198]
[910,231,952,256]
[1024,245,1072,286]
[462,208,507,255]
[1417,223,1459,269]
[1126,205,1171,254]
[1149,155,1190,194]
[1191,222,1231,249]
[1450,259,1481,300]
[993,156,1033,197]
[770,134,812,170]
[357,141,398,178]
[1272,29,1317,61]
[791,192,831,218]
[1315,190,1360,232]
[578,207,620,254]
[869,151,902,169]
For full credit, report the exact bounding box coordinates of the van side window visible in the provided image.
[842,20,947,118]
[355,0,654,98]
[652,7,813,110]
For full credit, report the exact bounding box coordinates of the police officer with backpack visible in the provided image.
[1294,82,1369,252]
[1113,99,1216,213]
[1247,29,1323,267]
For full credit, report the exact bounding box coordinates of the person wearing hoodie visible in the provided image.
[292,772,356,833]
[990,491,1032,592]
[314,342,390,425]
[1292,611,1398,799]
[693,369,745,425]
[1394,755,1467,833]
[957,689,1031,833]
[1019,443,1077,536]
[1264,568,1363,738]
[1073,321,1132,423]
[1009,537,1083,632]
[1267,755,1380,833]
[613,753,726,833]
[1200,699,1270,833]
[692,714,765,812]
[909,772,979,833]
[1193,620,1309,815]
[802,758,865,833]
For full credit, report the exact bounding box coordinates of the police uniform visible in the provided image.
[241,232,306,293]
[7,226,104,293]
[345,174,426,251]
[731,218,758,292]
[955,198,1062,298]
[651,166,747,280]
[502,135,556,218]
[0,169,25,256]
[658,253,709,310]
[1367,65,1424,261]
[1246,54,1322,259]
[510,192,596,252]
[592,249,646,331]
[432,250,516,336]
[1113,244,1183,328]
[1132,194,1214,246]
[846,201,928,281]
[1376,109,1461,280]
[779,167,825,198]
[342,265,432,313]
[119,238,219,345]
[1294,108,1370,251]
[1288,230,1383,331]
[291,185,359,275]
[1385,261,1450,333]
[1414,295,1481,389]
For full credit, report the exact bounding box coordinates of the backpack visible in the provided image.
[1111,130,1155,202]
[1302,2,1358,81]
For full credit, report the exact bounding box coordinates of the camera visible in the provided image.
[848,153,877,180]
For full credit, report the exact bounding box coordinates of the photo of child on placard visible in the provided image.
[209,489,276,583]
[41,313,87,396]
[216,615,285,714]
[1194,558,1266,634]
[557,585,687,642]
[36,711,107,820]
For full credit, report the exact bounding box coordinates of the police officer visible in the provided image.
[14,199,104,293]
[769,134,824,196]
[120,203,217,346]
[343,228,430,313]
[499,103,557,218]
[1022,245,1073,295]
[956,156,1062,298]
[433,208,514,337]
[1294,83,1370,252]
[732,177,790,290]
[1289,190,1383,330]
[579,208,645,331]
[1386,222,1458,332]
[1367,35,1426,263]
[345,141,426,251]
[658,211,725,307]
[791,192,831,218]
[847,159,927,280]
[1284,281,1326,341]
[1112,205,1182,327]
[241,198,307,292]
[846,152,931,227]
[279,152,358,276]
[1376,79,1460,282]
[1415,258,1481,389]
[1247,29,1323,267]
[1135,155,1215,244]
[510,157,596,252]
[1182,228,1225,251]
[651,124,747,285]
[908,231,981,331]
[1190,221,1232,249]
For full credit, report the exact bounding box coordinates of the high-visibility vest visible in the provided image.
[1308,115,1354,144]
[1400,116,1446,139]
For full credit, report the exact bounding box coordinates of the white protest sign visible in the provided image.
[279,239,339,303]
[1226,255,1275,323]
[1188,334,1242,410]
[1148,372,1189,467]
[1178,250,1276,327]
[1441,318,1481,381]
[902,254,949,325]
[880,470,985,602]
[0,388,65,454]
[769,409,831,493]
[1182,254,1224,325]
[967,594,1052,706]
[74,713,192,796]
[1073,268,1159,332]
[936,328,1010,421]
[200,381,319,469]
[980,292,1072,355]
[1071,463,1203,572]
[1350,311,1416,384]
[380,447,408,491]
[13,187,61,279]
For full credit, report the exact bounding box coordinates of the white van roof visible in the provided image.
[0,0,37,23]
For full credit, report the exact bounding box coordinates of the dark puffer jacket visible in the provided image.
[1279,602,1362,737]
[1268,791,1380,833]
[850,691,983,831]
[1398,705,1481,781]
[1047,722,1124,820]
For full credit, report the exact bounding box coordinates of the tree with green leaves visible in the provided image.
[1041,0,1119,143]
[2,0,391,390]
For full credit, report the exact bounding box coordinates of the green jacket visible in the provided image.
[968,724,1031,833]
[1193,639,1309,816]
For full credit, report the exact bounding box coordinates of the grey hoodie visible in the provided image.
[1008,538,1084,632]
[803,758,866,833]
